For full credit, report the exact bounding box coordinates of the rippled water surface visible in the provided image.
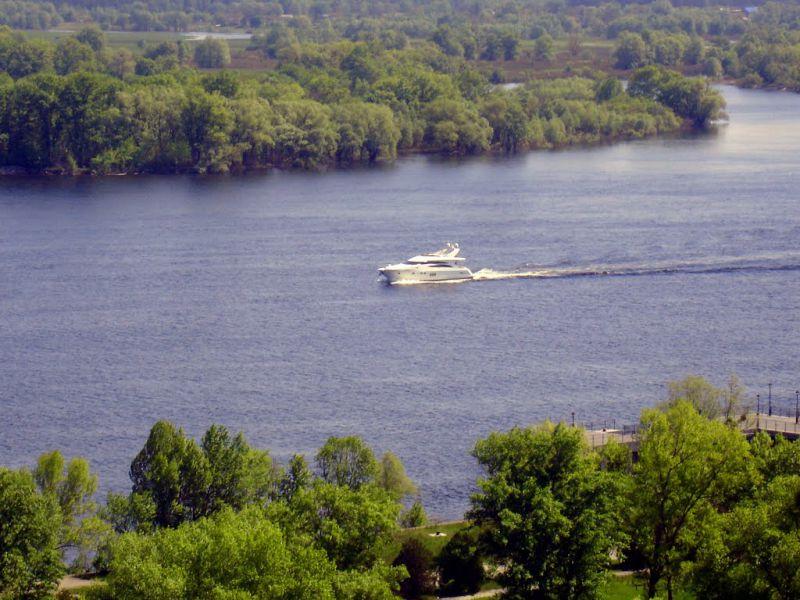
[2,86,799,517]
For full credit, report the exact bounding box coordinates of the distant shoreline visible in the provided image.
[0,120,706,178]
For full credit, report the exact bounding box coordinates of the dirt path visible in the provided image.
[58,576,95,591]
[444,590,503,600]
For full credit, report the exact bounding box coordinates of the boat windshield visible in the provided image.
[431,242,459,257]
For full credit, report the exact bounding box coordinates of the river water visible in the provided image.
[1,86,799,518]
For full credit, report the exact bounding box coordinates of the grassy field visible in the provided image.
[22,28,253,52]
[600,575,695,600]
[384,520,471,564]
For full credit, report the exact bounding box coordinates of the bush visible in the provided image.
[740,72,763,89]
[400,500,428,528]
[193,37,230,69]
[437,528,484,596]
[392,538,436,599]
[0,469,64,599]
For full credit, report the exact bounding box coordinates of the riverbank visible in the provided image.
[0,119,704,177]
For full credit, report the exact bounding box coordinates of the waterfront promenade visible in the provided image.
[585,412,800,450]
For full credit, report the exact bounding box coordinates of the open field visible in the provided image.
[600,575,695,600]
[21,28,253,51]
[385,520,472,563]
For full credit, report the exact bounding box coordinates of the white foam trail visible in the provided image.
[471,252,800,283]
[472,268,557,281]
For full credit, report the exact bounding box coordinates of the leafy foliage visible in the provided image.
[285,480,401,570]
[392,538,436,599]
[316,436,380,490]
[437,528,484,596]
[105,505,400,600]
[629,65,726,126]
[128,421,277,528]
[470,422,624,599]
[0,26,709,174]
[0,468,63,599]
[629,401,752,599]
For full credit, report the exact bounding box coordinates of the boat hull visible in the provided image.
[379,265,473,285]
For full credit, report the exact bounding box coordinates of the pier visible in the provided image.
[585,413,800,452]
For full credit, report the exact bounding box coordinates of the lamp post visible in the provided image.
[756,393,761,429]
[795,390,799,425]
[768,382,773,416]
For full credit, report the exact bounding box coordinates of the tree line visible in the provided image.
[0,26,724,174]
[3,375,800,599]
[2,424,425,599]
[0,0,757,37]
[3,0,792,98]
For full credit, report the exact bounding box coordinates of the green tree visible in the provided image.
[101,491,156,534]
[3,74,60,168]
[479,92,530,152]
[181,89,235,171]
[279,454,312,501]
[0,33,52,78]
[652,35,685,67]
[628,66,725,126]
[201,70,240,98]
[117,84,189,169]
[333,102,400,163]
[200,424,276,513]
[377,451,416,499]
[432,26,464,58]
[423,97,491,155]
[228,95,275,167]
[105,505,400,600]
[193,37,231,69]
[272,99,339,168]
[287,481,400,570]
[106,49,136,79]
[595,77,623,102]
[316,436,379,489]
[129,420,210,527]
[399,499,427,528]
[614,32,648,69]
[691,474,800,600]
[703,57,723,79]
[534,33,554,61]
[664,374,725,419]
[393,538,436,599]
[469,423,624,599]
[630,401,752,599]
[51,72,122,170]
[0,468,63,599]
[32,450,102,568]
[684,36,705,65]
[53,38,95,75]
[437,528,484,596]
[502,32,520,61]
[75,26,105,52]
[749,432,800,482]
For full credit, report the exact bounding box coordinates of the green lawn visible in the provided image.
[383,520,471,564]
[600,575,695,600]
[21,29,253,52]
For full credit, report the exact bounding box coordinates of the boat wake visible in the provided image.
[471,253,800,283]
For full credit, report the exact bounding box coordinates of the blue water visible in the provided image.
[1,86,799,518]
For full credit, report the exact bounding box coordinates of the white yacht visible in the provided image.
[379,242,473,285]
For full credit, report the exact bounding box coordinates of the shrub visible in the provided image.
[393,538,436,599]
[400,500,428,528]
[437,528,484,596]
